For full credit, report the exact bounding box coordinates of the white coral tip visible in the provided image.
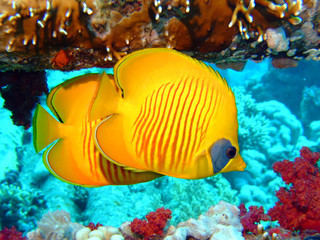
[76,227,91,240]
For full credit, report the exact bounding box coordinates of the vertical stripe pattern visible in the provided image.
[81,113,151,185]
[132,77,218,174]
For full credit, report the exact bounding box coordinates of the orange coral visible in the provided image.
[51,49,72,69]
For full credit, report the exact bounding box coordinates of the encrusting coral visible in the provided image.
[163,201,244,240]
[0,0,318,71]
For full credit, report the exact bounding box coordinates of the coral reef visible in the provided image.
[247,60,320,117]
[84,174,239,227]
[300,85,320,131]
[268,147,320,232]
[26,202,244,240]
[0,183,46,232]
[235,89,272,151]
[225,86,309,211]
[0,0,318,71]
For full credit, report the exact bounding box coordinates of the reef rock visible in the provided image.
[164,200,244,240]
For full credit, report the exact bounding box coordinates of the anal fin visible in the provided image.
[43,139,108,187]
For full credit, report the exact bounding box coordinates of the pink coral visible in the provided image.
[268,147,320,231]
[0,227,27,240]
[239,204,270,234]
[130,207,172,239]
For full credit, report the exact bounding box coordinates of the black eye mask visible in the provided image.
[209,138,237,174]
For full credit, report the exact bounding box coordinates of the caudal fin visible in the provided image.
[33,104,62,153]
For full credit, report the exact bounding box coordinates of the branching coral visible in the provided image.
[238,204,270,234]
[234,89,272,151]
[129,207,172,239]
[268,147,320,231]
[162,174,239,225]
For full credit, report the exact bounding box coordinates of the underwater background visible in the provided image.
[0,59,320,239]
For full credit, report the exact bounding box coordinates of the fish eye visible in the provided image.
[226,146,237,159]
[209,138,236,174]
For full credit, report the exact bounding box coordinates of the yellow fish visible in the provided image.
[92,48,246,179]
[33,74,162,187]
[33,48,246,187]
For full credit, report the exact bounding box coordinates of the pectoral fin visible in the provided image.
[42,139,104,187]
[94,114,147,171]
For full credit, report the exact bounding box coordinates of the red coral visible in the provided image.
[130,207,172,240]
[51,49,72,69]
[0,227,27,240]
[239,203,270,234]
[268,147,320,232]
[268,227,293,239]
[86,222,103,231]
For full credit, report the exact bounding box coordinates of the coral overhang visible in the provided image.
[0,0,319,71]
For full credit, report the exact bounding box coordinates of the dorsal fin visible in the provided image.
[113,48,233,100]
[90,72,122,121]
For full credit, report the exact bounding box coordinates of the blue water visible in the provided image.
[0,59,319,234]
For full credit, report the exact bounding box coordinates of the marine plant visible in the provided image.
[268,146,320,232]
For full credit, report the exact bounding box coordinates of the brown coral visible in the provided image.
[0,0,318,71]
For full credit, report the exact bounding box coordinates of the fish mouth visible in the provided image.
[220,154,246,173]
[238,159,246,171]
[236,155,246,171]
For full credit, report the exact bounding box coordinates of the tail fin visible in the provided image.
[33,104,62,153]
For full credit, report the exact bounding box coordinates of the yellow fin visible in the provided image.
[95,114,147,171]
[47,73,101,124]
[113,48,232,99]
[42,139,102,187]
[33,104,62,153]
[90,72,121,121]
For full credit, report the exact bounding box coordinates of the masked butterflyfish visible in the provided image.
[92,48,246,180]
[33,73,162,187]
